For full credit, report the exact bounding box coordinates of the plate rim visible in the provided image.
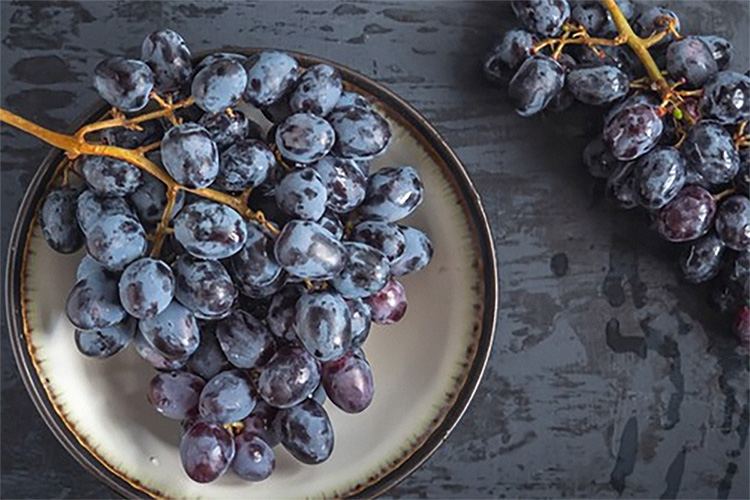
[4,47,498,499]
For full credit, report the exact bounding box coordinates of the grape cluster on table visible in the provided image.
[483,0,749,347]
[39,29,435,484]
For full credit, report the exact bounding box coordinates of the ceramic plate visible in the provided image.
[5,49,498,499]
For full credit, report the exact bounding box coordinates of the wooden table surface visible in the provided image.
[1,1,748,498]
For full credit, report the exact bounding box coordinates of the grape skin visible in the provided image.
[148,371,205,420]
[141,29,192,93]
[173,256,237,320]
[161,123,219,189]
[275,113,335,164]
[666,37,718,88]
[359,166,424,222]
[508,55,565,117]
[274,168,328,220]
[93,57,154,112]
[139,300,200,359]
[80,155,142,197]
[681,120,740,185]
[679,232,726,284]
[118,257,175,319]
[289,64,343,116]
[701,71,750,125]
[180,420,235,483]
[275,399,334,464]
[632,146,686,210]
[602,102,663,161]
[39,187,84,254]
[173,201,248,260]
[258,346,321,409]
[75,319,135,358]
[328,106,392,160]
[295,291,353,361]
[215,310,276,369]
[66,268,127,330]
[511,0,571,37]
[566,65,629,105]
[655,185,717,243]
[191,59,247,114]
[273,220,346,280]
[715,195,750,251]
[232,433,275,482]
[321,351,374,414]
[198,370,257,424]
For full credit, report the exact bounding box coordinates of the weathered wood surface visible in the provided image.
[1,1,748,498]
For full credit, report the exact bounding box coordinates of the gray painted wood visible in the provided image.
[1,1,748,498]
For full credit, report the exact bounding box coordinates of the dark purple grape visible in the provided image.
[84,212,148,272]
[696,36,733,70]
[332,243,390,299]
[139,300,200,359]
[567,65,629,105]
[295,291,352,361]
[39,187,84,254]
[633,146,686,209]
[321,351,374,414]
[570,2,609,35]
[161,123,219,189]
[258,346,320,409]
[102,119,164,149]
[129,173,185,227]
[241,401,279,447]
[173,256,236,320]
[187,324,231,380]
[317,209,345,239]
[134,330,189,370]
[198,109,261,152]
[681,120,740,185]
[359,166,424,222]
[655,185,716,242]
[583,135,622,179]
[266,284,306,342]
[118,257,174,319]
[735,306,750,348]
[242,51,299,108]
[391,226,434,276]
[347,299,372,348]
[275,399,333,465]
[173,201,247,260]
[216,310,276,369]
[365,278,407,325]
[701,71,750,125]
[602,102,664,161]
[275,113,335,164]
[666,37,718,88]
[508,55,565,117]
[93,57,154,112]
[605,161,638,209]
[351,221,406,262]
[328,106,391,160]
[275,168,328,220]
[148,371,205,420]
[273,220,346,280]
[199,369,256,424]
[215,139,274,191]
[180,420,235,483]
[311,156,367,213]
[633,7,680,46]
[485,29,537,79]
[74,319,135,358]
[191,59,247,114]
[679,232,725,283]
[232,433,275,482]
[66,268,127,330]
[80,155,142,197]
[229,222,286,298]
[141,29,192,93]
[289,64,342,116]
[715,195,750,251]
[511,0,570,37]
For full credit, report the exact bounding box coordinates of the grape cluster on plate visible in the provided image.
[37,30,434,484]
[483,0,749,346]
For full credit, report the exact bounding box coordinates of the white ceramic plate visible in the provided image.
[5,50,497,499]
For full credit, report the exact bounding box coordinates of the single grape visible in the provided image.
[129,172,185,227]
[486,29,537,77]
[715,195,750,251]
[66,268,127,330]
[118,257,175,319]
[199,369,256,424]
[566,65,629,106]
[391,226,434,276]
[76,190,133,235]
[655,185,717,242]
[328,106,392,160]
[216,310,276,369]
[229,222,286,298]
[295,291,352,361]
[39,187,84,254]
[241,400,279,447]
[273,220,346,280]
[605,161,639,209]
[198,109,261,152]
[85,213,148,271]
[180,420,235,483]
[332,91,372,113]
[134,330,189,370]
[359,166,424,222]
[666,37,718,88]
[139,300,200,359]
[191,59,247,114]
[242,51,299,108]
[232,432,275,482]
[570,2,609,36]
[317,209,345,239]
[141,29,192,93]
[735,306,750,348]
[696,35,733,70]
[75,318,135,358]
[173,201,247,260]
[258,346,320,408]
[311,156,367,213]
[511,0,570,37]
[508,55,565,117]
[679,232,726,284]
[583,135,622,179]
[93,56,154,112]
[187,324,232,380]
[351,221,406,262]
[347,299,372,348]
[266,284,306,342]
[332,243,390,299]
[289,64,343,116]
[148,371,205,420]
[321,351,374,414]
[80,155,142,197]
[194,53,247,76]
[275,399,334,465]
[602,102,664,161]
[274,168,328,220]
[681,120,740,185]
[214,139,274,191]
[633,146,686,209]
[275,113,335,164]
[365,278,407,325]
[633,7,680,46]
[173,255,236,320]
[161,123,219,189]
[701,71,750,125]
[76,254,106,281]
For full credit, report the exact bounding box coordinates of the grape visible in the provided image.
[134,330,189,371]
[75,318,135,358]
[508,55,565,117]
[195,53,247,76]
[180,420,235,483]
[273,220,346,280]
[161,123,219,188]
[391,226,434,276]
[258,346,320,408]
[583,135,621,179]
[274,168,328,220]
[736,149,749,194]
[242,51,299,108]
[666,37,718,88]
[511,0,570,37]
[275,113,335,165]
[129,172,185,227]
[198,109,261,152]
[289,64,342,116]
[715,195,750,251]
[332,91,372,113]
[311,156,367,213]
[605,161,638,209]
[347,299,372,348]
[655,185,716,243]
[701,71,750,125]
[80,155,142,197]
[76,254,106,281]
[295,291,352,361]
[216,310,276,369]
[76,190,133,235]
[317,209,345,239]
[232,432,275,482]
[602,102,664,161]
[365,278,407,325]
[85,212,148,271]
[328,106,392,160]
[681,121,740,185]
[332,243,390,299]
[632,146,686,210]
[735,306,750,348]
[173,256,236,320]
[214,139,274,191]
[192,59,247,114]
[266,284,306,342]
[139,300,200,359]
[229,223,286,298]
[351,221,406,262]
[679,232,726,284]
[141,29,192,93]
[187,324,231,380]
[726,251,750,291]
[147,371,205,420]
[102,118,163,150]
[359,166,424,222]
[633,7,680,46]
[484,29,537,80]
[39,187,84,254]
[173,201,247,260]
[566,65,629,105]
[66,268,127,330]
[241,401,279,447]
[570,2,609,36]
[696,35,733,70]
[93,57,154,112]
[118,257,175,319]
[275,399,333,465]
[199,370,256,424]
[321,351,374,414]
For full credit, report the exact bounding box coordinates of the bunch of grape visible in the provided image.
[37,30,433,484]
[483,0,749,347]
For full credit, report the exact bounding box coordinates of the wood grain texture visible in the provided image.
[1,1,748,499]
